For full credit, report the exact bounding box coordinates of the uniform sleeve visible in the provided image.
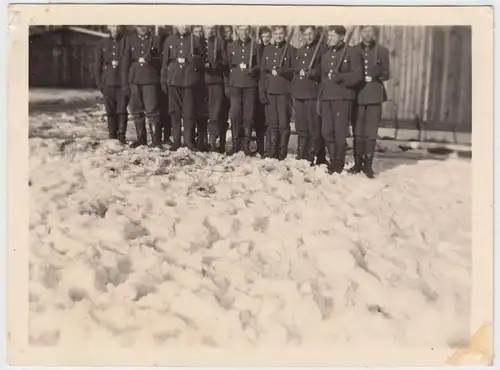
[339,47,363,87]
[94,41,103,88]
[375,45,390,81]
[120,37,132,85]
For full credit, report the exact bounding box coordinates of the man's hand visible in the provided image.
[161,83,168,95]
[259,90,269,104]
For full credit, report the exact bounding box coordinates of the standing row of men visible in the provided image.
[94,24,390,178]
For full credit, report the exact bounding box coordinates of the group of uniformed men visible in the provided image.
[95,24,390,178]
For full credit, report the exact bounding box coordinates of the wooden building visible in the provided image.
[29,25,471,132]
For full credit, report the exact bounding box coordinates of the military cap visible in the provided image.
[260,26,272,35]
[328,25,346,36]
[299,25,316,33]
[271,25,288,33]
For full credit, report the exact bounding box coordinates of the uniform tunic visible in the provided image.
[227,38,261,135]
[122,33,162,117]
[354,41,390,141]
[319,43,363,145]
[260,41,295,134]
[291,39,326,141]
[94,35,129,116]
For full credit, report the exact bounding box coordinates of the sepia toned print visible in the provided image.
[9,4,493,367]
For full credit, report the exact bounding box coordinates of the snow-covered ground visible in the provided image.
[29,96,471,349]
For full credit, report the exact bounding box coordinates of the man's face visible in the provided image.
[327,30,342,47]
[204,25,216,37]
[237,26,250,40]
[193,26,204,38]
[261,32,271,45]
[273,27,285,43]
[224,26,233,40]
[136,26,149,36]
[302,27,316,45]
[177,25,188,35]
[361,27,375,43]
[107,25,118,38]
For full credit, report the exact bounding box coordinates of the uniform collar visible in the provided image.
[361,40,376,49]
[177,32,190,38]
[238,38,251,45]
[137,33,150,40]
[304,38,318,49]
[109,34,122,42]
[274,40,286,48]
[330,41,345,52]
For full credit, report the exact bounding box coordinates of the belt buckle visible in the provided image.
[239,62,247,70]
[111,59,119,68]
[138,57,145,64]
[177,58,185,64]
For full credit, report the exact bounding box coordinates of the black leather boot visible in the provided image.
[107,114,119,140]
[278,131,291,161]
[335,142,346,173]
[151,116,163,148]
[296,136,309,161]
[208,133,218,152]
[218,121,228,153]
[227,123,242,156]
[184,121,198,151]
[256,131,266,157]
[262,128,272,158]
[196,120,209,152]
[268,130,280,159]
[242,128,253,156]
[316,137,327,165]
[326,142,337,174]
[348,137,364,174]
[363,139,376,179]
[169,115,182,151]
[129,116,147,148]
[117,113,128,144]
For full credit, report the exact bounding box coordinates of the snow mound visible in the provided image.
[29,136,471,349]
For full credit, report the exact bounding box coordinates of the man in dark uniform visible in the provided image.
[226,25,261,156]
[291,25,327,164]
[260,25,295,160]
[192,25,209,151]
[319,26,363,174]
[94,25,130,144]
[202,25,228,152]
[122,26,163,148]
[255,26,272,157]
[350,25,390,178]
[157,27,173,147]
[161,25,204,151]
[220,25,234,153]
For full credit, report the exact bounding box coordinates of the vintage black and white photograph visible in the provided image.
[8,3,493,367]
